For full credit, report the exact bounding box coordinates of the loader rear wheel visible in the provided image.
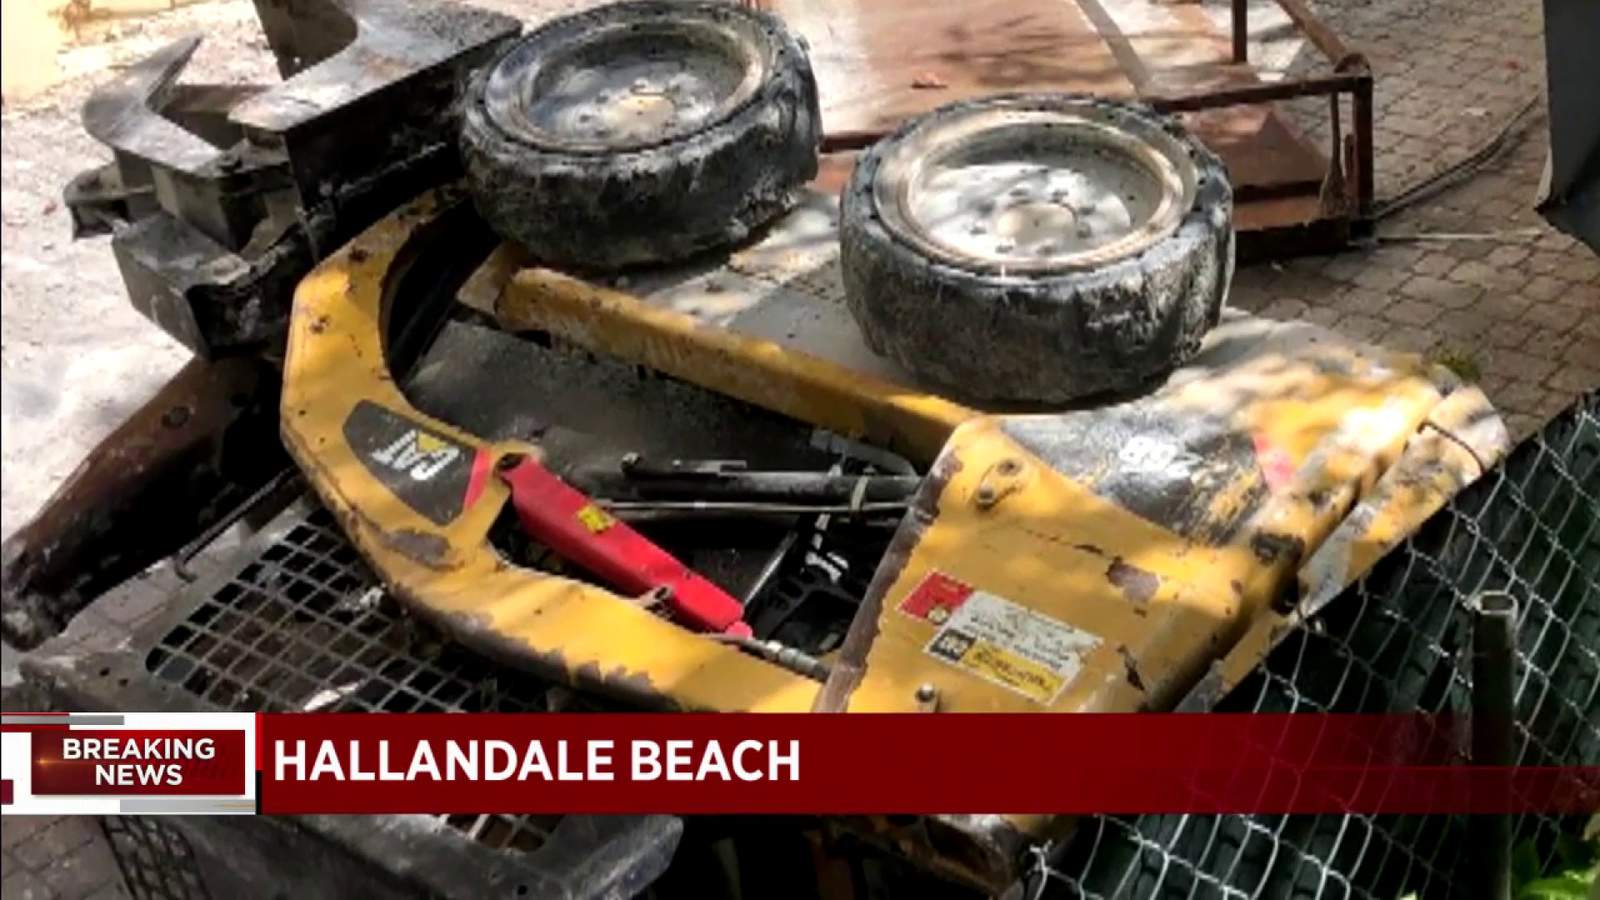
[840,94,1234,404]
[460,0,822,271]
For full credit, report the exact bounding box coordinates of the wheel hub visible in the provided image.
[484,20,769,153]
[874,107,1197,273]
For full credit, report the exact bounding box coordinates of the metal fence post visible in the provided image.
[1470,590,1518,900]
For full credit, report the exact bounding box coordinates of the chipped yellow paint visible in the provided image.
[1203,383,1509,701]
[576,503,617,534]
[496,268,975,466]
[841,341,1486,717]
[844,418,1272,714]
[1303,383,1506,595]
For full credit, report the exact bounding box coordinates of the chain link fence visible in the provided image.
[1037,389,1599,899]
[100,816,213,900]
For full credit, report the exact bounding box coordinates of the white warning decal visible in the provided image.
[912,576,1102,705]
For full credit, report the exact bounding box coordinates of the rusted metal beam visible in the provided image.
[1271,0,1359,65]
[1347,61,1377,222]
[824,79,1368,149]
[1231,0,1248,63]
[1146,72,1369,111]
[0,357,286,649]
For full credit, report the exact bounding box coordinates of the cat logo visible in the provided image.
[370,429,462,482]
[343,401,474,525]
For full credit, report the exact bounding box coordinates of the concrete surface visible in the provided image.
[0,0,1595,895]
[0,0,278,540]
[2,818,126,900]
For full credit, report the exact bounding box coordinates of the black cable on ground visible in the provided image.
[1372,95,1544,222]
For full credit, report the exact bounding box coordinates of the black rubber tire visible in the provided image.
[459,0,821,272]
[840,94,1234,404]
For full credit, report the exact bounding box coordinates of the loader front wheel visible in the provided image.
[840,94,1234,404]
[460,0,822,272]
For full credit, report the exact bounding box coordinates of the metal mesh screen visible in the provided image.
[101,816,213,900]
[1037,390,1600,898]
[143,506,569,854]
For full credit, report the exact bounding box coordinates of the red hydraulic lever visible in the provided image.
[497,455,752,637]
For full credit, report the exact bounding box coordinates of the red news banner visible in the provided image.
[258,714,1600,816]
[33,730,246,795]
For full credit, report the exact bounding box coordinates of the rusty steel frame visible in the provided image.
[1226,0,1376,224]
[810,0,1375,241]
[0,356,288,649]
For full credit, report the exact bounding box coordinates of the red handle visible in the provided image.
[498,456,752,636]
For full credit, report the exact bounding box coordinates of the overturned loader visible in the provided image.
[10,0,1568,897]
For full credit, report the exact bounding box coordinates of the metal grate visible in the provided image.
[144,505,571,854]
[1037,390,1600,898]
[101,816,213,900]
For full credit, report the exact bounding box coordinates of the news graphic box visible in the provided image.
[1,712,256,815]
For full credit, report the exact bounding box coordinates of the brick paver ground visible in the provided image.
[1228,116,1600,438]
[1257,0,1599,438]
[2,0,1597,893]
[1,817,126,900]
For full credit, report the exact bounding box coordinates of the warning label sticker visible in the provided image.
[900,571,1103,705]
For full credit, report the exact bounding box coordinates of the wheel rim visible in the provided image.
[872,103,1198,274]
[484,14,770,154]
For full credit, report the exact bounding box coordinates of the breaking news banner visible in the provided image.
[0,713,256,815]
[3,712,1598,817]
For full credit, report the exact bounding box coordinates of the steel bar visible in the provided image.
[1146,72,1369,111]
[824,68,1365,155]
[1350,66,1377,220]
[1270,0,1357,64]
[741,530,802,606]
[714,635,832,682]
[579,466,921,508]
[601,501,910,519]
[1232,0,1249,63]
[825,71,1366,150]
[1469,591,1518,900]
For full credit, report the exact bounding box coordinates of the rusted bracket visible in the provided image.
[0,357,286,650]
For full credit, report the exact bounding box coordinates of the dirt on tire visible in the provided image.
[840,94,1234,405]
[459,0,822,272]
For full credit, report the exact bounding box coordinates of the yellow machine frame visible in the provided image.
[280,186,1507,885]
